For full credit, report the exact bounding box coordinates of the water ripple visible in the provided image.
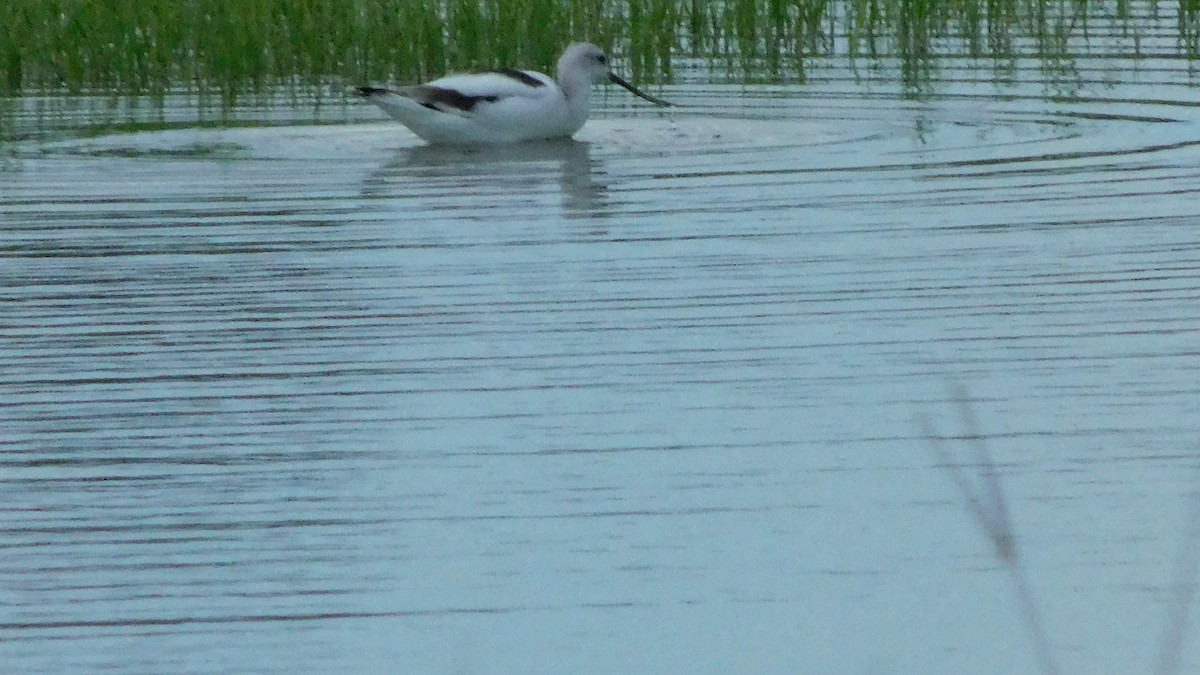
[3,72,1200,674]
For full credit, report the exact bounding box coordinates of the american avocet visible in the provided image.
[355,43,671,145]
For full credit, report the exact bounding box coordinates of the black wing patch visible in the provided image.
[413,85,499,113]
[356,73,541,114]
[356,86,392,97]
[494,68,546,88]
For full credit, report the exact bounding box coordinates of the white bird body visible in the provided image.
[357,43,670,145]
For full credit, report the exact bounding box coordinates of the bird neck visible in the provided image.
[557,72,593,128]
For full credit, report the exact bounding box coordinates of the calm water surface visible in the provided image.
[3,57,1200,674]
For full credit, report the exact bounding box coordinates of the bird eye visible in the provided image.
[597,55,607,64]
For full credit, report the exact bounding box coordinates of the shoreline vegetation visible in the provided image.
[1,0,1197,101]
[3,0,1200,141]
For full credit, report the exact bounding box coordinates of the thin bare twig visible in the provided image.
[1157,470,1200,675]
[919,391,1059,675]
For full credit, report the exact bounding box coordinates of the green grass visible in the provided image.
[0,0,1172,98]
